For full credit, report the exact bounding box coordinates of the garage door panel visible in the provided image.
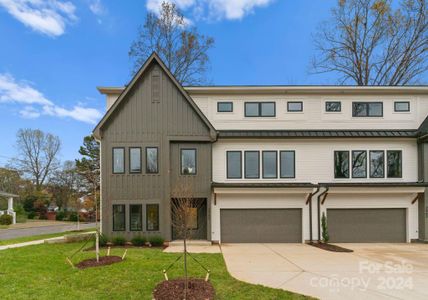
[328,208,406,243]
[220,209,302,243]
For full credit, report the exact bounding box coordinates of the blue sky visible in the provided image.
[0,0,341,166]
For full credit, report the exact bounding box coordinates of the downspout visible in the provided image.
[309,186,320,243]
[317,186,329,242]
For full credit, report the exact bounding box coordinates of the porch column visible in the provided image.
[7,197,13,211]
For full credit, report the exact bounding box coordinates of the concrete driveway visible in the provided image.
[221,243,428,300]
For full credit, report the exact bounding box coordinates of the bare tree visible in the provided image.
[312,0,428,85]
[129,1,214,85]
[13,129,61,190]
[171,184,204,299]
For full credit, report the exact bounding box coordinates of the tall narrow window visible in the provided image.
[146,147,159,174]
[280,151,295,178]
[113,204,125,231]
[352,150,367,178]
[129,147,141,173]
[112,148,125,174]
[370,151,385,178]
[334,151,349,178]
[181,149,196,175]
[227,151,242,179]
[387,150,402,178]
[146,204,159,231]
[129,204,142,231]
[262,151,278,178]
[244,151,259,179]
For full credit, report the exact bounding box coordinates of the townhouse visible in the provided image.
[93,53,428,244]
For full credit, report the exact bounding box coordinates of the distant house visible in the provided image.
[0,191,18,224]
[93,53,428,244]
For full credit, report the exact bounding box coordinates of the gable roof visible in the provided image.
[93,52,217,140]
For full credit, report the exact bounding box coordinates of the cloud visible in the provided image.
[89,0,106,16]
[146,0,275,21]
[19,106,41,119]
[0,0,77,37]
[0,73,102,124]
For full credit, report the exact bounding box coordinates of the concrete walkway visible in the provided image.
[0,222,95,240]
[221,243,428,300]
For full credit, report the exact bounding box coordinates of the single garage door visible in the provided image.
[327,208,406,243]
[220,209,302,243]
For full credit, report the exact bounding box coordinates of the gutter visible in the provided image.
[309,186,320,243]
[317,186,329,242]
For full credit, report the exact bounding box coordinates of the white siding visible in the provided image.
[192,95,428,130]
[213,138,418,183]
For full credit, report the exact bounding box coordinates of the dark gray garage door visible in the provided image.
[220,209,302,243]
[327,208,406,243]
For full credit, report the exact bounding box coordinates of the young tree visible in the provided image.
[129,1,214,85]
[312,0,428,85]
[13,129,61,190]
[321,212,330,243]
[171,184,204,299]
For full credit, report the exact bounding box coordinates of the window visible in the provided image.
[129,147,141,173]
[394,101,410,112]
[146,147,159,174]
[326,101,341,112]
[280,151,295,178]
[245,102,276,117]
[244,151,260,179]
[334,151,349,178]
[287,101,303,112]
[217,102,233,112]
[352,150,367,178]
[146,204,159,231]
[112,148,125,174]
[113,204,125,231]
[129,204,142,231]
[262,151,278,178]
[387,150,402,178]
[188,207,198,229]
[370,151,385,178]
[181,149,197,175]
[227,151,242,179]
[352,102,383,117]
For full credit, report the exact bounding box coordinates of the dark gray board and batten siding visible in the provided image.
[100,62,213,240]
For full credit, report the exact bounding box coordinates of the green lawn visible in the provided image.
[0,243,310,300]
[0,228,95,246]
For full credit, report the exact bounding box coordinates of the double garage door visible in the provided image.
[327,208,407,243]
[219,208,406,243]
[220,209,302,243]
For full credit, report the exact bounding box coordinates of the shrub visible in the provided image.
[321,212,329,243]
[131,236,147,246]
[149,235,164,247]
[112,236,126,246]
[27,211,36,219]
[0,214,13,225]
[99,234,109,247]
[56,211,66,221]
[68,212,78,222]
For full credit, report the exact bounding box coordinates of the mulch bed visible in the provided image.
[309,242,353,252]
[75,256,123,269]
[153,278,215,300]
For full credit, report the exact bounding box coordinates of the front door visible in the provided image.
[171,198,207,240]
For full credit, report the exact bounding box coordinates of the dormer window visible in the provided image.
[217,102,233,112]
[245,102,275,117]
[352,102,383,117]
[287,101,303,112]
